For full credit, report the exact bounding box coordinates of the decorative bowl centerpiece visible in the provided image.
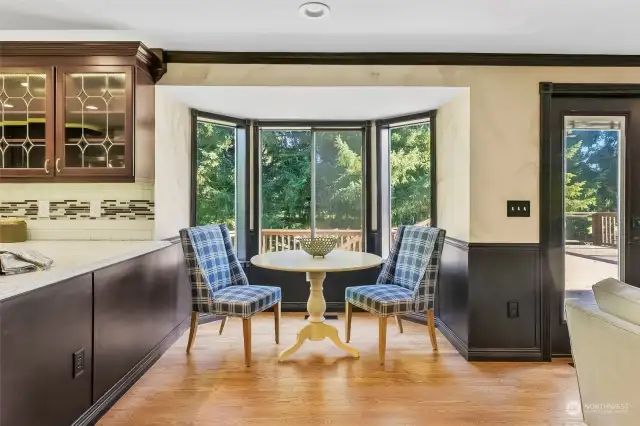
[298,236,338,258]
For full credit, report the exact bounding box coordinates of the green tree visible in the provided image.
[565,139,597,212]
[261,130,311,229]
[195,121,236,229]
[390,123,431,227]
[195,122,433,233]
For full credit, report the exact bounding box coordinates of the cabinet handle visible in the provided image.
[55,158,61,173]
[44,159,50,174]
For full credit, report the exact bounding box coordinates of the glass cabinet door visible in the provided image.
[56,66,133,177]
[0,68,54,178]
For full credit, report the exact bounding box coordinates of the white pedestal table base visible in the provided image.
[278,271,359,361]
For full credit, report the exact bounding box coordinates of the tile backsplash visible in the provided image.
[0,183,154,240]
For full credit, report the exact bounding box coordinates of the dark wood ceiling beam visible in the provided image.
[162,51,640,67]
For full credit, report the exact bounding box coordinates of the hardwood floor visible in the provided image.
[98,313,585,426]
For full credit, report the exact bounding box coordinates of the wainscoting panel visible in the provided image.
[433,238,542,361]
[468,244,540,352]
[436,238,470,348]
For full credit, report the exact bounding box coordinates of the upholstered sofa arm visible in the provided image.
[566,299,640,426]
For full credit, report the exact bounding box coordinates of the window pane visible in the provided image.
[315,130,363,251]
[195,121,236,236]
[390,122,432,242]
[261,129,311,252]
[0,73,47,169]
[64,73,126,168]
[563,117,623,318]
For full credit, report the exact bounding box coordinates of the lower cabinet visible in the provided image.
[0,242,191,426]
[0,274,93,426]
[93,243,190,401]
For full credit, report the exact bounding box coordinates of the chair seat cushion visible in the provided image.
[212,285,281,318]
[345,284,414,317]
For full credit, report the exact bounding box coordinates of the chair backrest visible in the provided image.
[179,224,249,313]
[377,225,446,311]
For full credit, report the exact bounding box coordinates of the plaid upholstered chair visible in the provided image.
[180,224,282,367]
[345,225,446,364]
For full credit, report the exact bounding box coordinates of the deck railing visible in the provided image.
[261,229,363,253]
[566,212,617,247]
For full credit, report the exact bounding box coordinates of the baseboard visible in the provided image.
[403,311,426,324]
[72,316,191,426]
[198,313,224,325]
[435,318,469,359]
[467,347,543,362]
[281,301,345,312]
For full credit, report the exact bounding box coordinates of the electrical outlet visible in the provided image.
[72,349,85,378]
[507,200,530,217]
[507,301,519,318]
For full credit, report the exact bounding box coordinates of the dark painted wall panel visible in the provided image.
[437,240,470,346]
[468,245,540,350]
[248,265,379,312]
[1,274,93,426]
[93,243,190,402]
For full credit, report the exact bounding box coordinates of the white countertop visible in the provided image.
[0,240,173,301]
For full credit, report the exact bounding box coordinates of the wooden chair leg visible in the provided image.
[274,301,281,344]
[242,318,252,367]
[394,315,404,333]
[427,309,438,351]
[218,316,228,335]
[345,301,353,343]
[379,316,388,365]
[186,312,199,354]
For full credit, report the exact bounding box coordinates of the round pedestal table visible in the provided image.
[250,250,382,361]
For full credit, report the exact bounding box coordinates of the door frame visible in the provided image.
[539,82,640,359]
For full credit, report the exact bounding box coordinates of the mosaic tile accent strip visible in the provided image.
[50,200,91,220]
[102,200,155,220]
[0,200,154,221]
[0,201,38,218]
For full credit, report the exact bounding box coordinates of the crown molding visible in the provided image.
[163,51,640,67]
[0,42,166,82]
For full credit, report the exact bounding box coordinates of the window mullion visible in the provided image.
[311,130,317,237]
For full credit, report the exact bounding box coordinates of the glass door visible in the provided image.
[563,116,625,308]
[546,98,635,357]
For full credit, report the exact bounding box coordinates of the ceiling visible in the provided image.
[0,0,638,54]
[161,86,465,120]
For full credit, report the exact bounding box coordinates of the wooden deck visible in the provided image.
[98,314,584,426]
[566,244,619,291]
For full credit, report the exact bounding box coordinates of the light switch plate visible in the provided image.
[507,200,530,217]
[90,200,101,218]
[37,201,50,218]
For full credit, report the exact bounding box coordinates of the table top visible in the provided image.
[250,250,382,273]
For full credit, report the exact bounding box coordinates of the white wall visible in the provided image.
[154,87,191,239]
[161,63,640,243]
[436,91,471,242]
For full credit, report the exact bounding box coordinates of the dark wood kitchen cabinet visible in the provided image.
[0,42,164,182]
[0,242,191,426]
[0,67,55,179]
[56,66,134,178]
[0,273,94,426]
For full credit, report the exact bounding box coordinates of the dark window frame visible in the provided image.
[252,120,369,257]
[190,109,251,259]
[375,110,437,256]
